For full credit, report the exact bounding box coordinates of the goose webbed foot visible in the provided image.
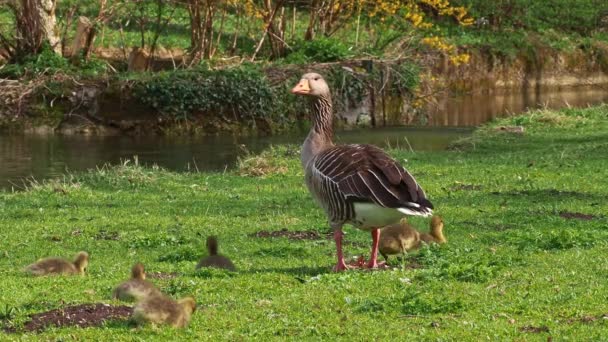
[332,260,350,272]
[332,227,350,272]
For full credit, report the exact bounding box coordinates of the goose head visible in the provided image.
[291,73,330,98]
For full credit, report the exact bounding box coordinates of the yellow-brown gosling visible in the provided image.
[25,251,89,276]
[132,294,197,328]
[113,263,161,301]
[196,236,236,271]
[379,215,446,263]
[420,215,446,244]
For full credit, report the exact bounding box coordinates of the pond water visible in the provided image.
[1,85,607,191]
[0,127,468,191]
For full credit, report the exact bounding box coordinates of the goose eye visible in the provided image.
[314,77,319,81]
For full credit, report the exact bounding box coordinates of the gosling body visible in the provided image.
[25,251,89,276]
[113,263,160,301]
[379,215,446,261]
[132,294,196,328]
[196,236,236,271]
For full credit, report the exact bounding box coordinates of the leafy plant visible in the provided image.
[284,37,351,64]
[135,65,275,121]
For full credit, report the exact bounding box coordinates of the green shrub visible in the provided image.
[284,37,351,63]
[0,45,108,79]
[134,65,275,121]
[0,46,68,78]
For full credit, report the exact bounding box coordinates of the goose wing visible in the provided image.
[313,144,433,214]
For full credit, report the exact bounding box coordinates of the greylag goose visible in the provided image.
[113,263,161,301]
[25,251,89,276]
[196,236,236,271]
[132,294,197,328]
[291,73,433,271]
[379,215,446,263]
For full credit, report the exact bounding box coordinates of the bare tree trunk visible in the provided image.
[188,0,217,62]
[211,4,226,58]
[38,0,61,53]
[250,0,283,61]
[138,2,146,48]
[291,5,296,41]
[60,5,78,57]
[1,0,61,60]
[82,0,108,60]
[305,0,318,41]
[71,16,92,58]
[188,0,203,62]
[230,5,241,55]
[202,1,215,59]
[147,1,176,70]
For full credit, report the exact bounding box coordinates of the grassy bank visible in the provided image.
[0,105,607,339]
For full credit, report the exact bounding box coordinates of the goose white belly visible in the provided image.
[350,202,408,230]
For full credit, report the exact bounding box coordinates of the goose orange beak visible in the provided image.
[291,79,310,95]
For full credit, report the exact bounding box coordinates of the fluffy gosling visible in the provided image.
[132,294,197,328]
[420,215,446,244]
[25,251,89,276]
[113,263,161,301]
[195,236,236,271]
[379,215,446,262]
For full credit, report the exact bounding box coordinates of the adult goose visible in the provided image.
[291,72,434,271]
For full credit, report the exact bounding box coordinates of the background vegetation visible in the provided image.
[1,0,607,132]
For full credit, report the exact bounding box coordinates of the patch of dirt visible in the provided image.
[566,313,608,324]
[146,272,178,280]
[94,230,120,240]
[558,211,596,220]
[20,303,132,332]
[252,228,332,241]
[519,325,550,333]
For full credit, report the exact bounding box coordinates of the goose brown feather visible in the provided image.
[313,144,432,213]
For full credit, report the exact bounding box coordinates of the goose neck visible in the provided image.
[310,95,334,142]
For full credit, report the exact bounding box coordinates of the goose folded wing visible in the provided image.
[314,144,433,210]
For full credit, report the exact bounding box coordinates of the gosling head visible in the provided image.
[73,251,89,275]
[430,216,446,243]
[179,297,197,314]
[291,73,330,98]
[206,236,219,256]
[131,262,146,280]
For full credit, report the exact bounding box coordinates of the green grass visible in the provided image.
[1,105,608,339]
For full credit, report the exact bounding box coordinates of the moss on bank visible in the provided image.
[0,105,607,339]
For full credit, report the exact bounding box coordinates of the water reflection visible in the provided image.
[0,127,468,190]
[426,86,608,126]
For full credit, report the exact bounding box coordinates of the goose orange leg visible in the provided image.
[367,228,381,269]
[332,229,349,272]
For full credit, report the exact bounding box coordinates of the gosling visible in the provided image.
[379,215,446,263]
[25,251,89,276]
[113,263,160,301]
[196,236,236,271]
[132,294,196,328]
